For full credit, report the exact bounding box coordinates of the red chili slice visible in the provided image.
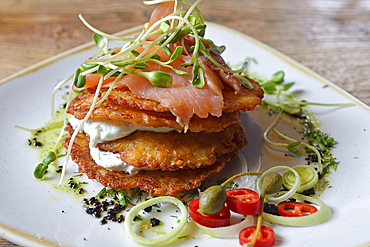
[188,198,230,228]
[239,225,275,247]
[277,201,318,217]
[226,188,261,215]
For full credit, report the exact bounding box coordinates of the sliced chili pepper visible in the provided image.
[226,188,261,215]
[277,201,318,217]
[188,198,230,228]
[239,225,275,247]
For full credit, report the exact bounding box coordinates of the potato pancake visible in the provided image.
[63,124,247,196]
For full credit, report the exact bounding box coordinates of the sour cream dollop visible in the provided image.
[68,117,178,174]
[69,117,177,147]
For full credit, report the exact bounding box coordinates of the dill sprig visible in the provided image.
[98,187,148,207]
[300,119,339,178]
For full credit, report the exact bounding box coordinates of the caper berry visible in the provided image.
[261,172,282,195]
[199,185,227,215]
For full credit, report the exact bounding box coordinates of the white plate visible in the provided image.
[1,23,370,247]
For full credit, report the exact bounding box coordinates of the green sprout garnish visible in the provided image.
[40,0,258,185]
[246,67,354,179]
[73,0,252,92]
[93,33,109,54]
[34,151,56,179]
[73,68,86,88]
[254,70,354,114]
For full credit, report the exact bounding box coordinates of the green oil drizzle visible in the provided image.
[27,107,66,159]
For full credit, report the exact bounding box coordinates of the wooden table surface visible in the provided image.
[0,0,369,246]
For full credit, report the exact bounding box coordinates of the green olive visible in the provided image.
[199,185,226,215]
[261,172,282,195]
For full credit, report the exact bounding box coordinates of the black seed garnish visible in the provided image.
[92,210,101,218]
[143,206,152,213]
[86,207,94,215]
[118,215,125,223]
[301,187,315,196]
[263,203,279,216]
[150,217,161,227]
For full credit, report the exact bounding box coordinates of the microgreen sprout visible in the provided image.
[123,69,173,88]
[73,68,86,88]
[198,46,254,89]
[76,0,235,93]
[250,68,353,179]
[48,0,255,185]
[263,111,323,173]
[254,70,354,114]
[203,38,226,55]
[51,74,74,119]
[15,121,64,135]
[34,151,56,179]
[93,33,109,54]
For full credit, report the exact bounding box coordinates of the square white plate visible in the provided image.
[1,23,370,247]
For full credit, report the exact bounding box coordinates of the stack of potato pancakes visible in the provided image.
[64,75,263,196]
[63,3,264,196]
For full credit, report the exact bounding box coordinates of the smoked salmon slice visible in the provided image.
[85,2,247,130]
[110,2,243,130]
[115,54,224,130]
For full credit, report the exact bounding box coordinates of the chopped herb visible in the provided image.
[170,215,181,223]
[300,118,339,178]
[133,215,143,221]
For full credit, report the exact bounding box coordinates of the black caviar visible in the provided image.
[27,138,42,147]
[143,206,153,213]
[301,187,315,196]
[150,217,161,227]
[84,196,126,224]
[263,203,279,216]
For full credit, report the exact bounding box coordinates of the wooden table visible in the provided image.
[0,0,369,246]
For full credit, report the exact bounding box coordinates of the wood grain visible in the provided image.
[0,0,369,246]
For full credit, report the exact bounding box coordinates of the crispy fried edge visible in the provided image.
[63,124,247,196]
[94,121,247,170]
[66,77,263,133]
[92,77,263,113]
[67,94,242,133]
